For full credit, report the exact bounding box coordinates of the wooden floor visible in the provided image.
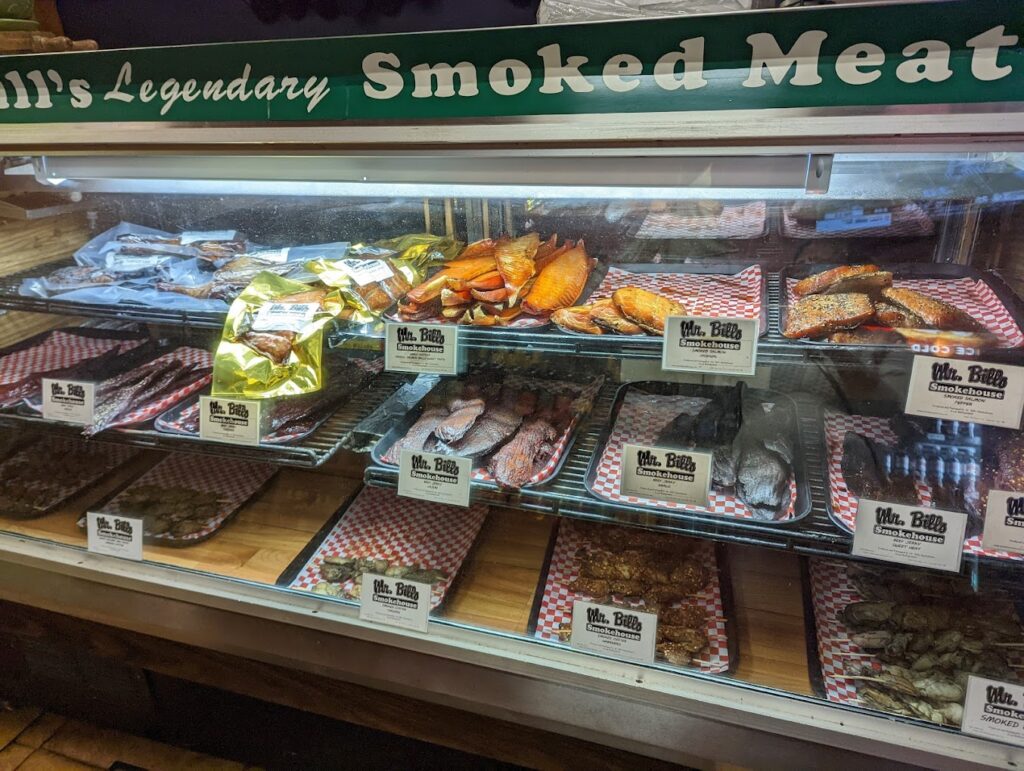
[3,455,814,697]
[0,706,253,770]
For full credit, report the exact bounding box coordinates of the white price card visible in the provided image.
[662,316,758,377]
[41,378,95,425]
[336,258,394,286]
[569,600,657,663]
[619,443,712,509]
[851,499,966,573]
[962,676,1024,747]
[905,355,1024,429]
[199,396,262,446]
[86,511,143,561]
[358,573,431,633]
[251,301,319,333]
[179,229,238,245]
[398,449,471,508]
[982,489,1024,555]
[385,322,462,376]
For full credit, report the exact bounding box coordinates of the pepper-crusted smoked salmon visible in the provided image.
[881,287,985,332]
[522,242,594,315]
[793,264,881,297]
[783,293,874,338]
[495,233,540,304]
[612,287,687,334]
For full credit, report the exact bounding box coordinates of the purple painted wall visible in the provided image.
[55,0,540,49]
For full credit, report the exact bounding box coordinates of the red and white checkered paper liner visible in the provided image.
[635,201,767,240]
[0,331,146,407]
[590,390,799,521]
[289,486,487,608]
[533,519,730,673]
[587,265,766,334]
[824,410,1024,561]
[25,346,212,430]
[154,357,383,444]
[86,453,277,543]
[782,203,934,239]
[1,436,138,517]
[808,557,1024,709]
[784,275,1024,349]
[381,373,603,488]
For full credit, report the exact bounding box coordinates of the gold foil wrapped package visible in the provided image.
[368,233,463,268]
[212,271,343,398]
[306,255,423,324]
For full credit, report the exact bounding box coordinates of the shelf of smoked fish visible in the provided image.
[365,380,854,555]
[0,369,410,469]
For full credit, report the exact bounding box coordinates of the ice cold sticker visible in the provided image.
[385,323,462,376]
[358,573,431,633]
[852,499,966,572]
[962,677,1024,747]
[337,258,394,286]
[982,490,1024,555]
[906,356,1024,429]
[619,443,712,509]
[87,511,143,561]
[199,396,262,446]
[570,600,657,663]
[398,449,471,507]
[662,316,758,376]
[251,301,319,333]
[41,379,95,425]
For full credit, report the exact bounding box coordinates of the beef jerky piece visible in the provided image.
[434,397,486,443]
[783,293,875,339]
[658,605,708,629]
[391,407,449,456]
[659,625,709,647]
[881,287,985,332]
[736,445,789,515]
[842,431,888,500]
[85,360,180,436]
[44,265,117,290]
[874,301,925,328]
[238,331,295,364]
[512,390,539,416]
[712,445,737,488]
[656,411,699,449]
[793,265,881,297]
[488,418,558,488]
[435,407,522,458]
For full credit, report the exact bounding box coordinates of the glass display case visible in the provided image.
[1,3,1024,767]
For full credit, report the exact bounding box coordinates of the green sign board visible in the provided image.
[0,0,1018,124]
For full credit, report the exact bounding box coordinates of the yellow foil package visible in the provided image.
[307,234,461,324]
[212,271,343,398]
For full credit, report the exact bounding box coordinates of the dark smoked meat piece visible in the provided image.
[433,397,486,443]
[391,407,449,456]
[841,431,887,500]
[488,418,557,488]
[435,406,521,458]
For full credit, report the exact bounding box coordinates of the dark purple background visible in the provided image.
[56,0,541,48]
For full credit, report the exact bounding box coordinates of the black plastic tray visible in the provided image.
[777,262,1024,355]
[525,518,738,676]
[370,368,602,491]
[583,381,812,526]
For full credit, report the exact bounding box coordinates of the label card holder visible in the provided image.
[569,600,657,663]
[199,396,262,446]
[851,499,966,573]
[358,573,431,633]
[86,511,143,561]
[905,355,1024,429]
[41,378,95,425]
[385,322,463,376]
[982,489,1024,555]
[662,316,758,377]
[397,449,471,507]
[961,676,1024,747]
[619,443,712,509]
